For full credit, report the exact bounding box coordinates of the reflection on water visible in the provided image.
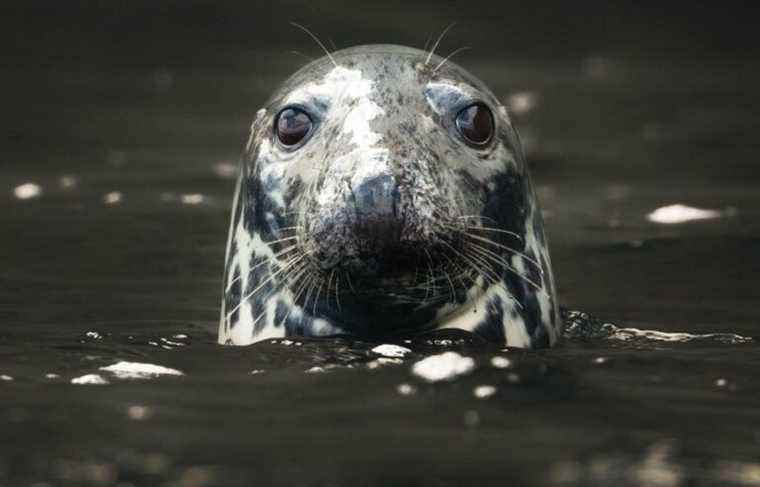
[647,204,724,225]
[2,0,760,485]
[12,182,42,200]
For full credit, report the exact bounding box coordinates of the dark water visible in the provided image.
[2,2,760,486]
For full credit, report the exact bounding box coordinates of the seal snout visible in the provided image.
[305,169,441,278]
[351,173,403,250]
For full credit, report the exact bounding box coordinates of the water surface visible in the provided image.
[2,1,760,485]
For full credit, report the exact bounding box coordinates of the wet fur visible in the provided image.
[220,45,562,347]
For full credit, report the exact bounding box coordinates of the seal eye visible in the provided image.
[455,103,494,146]
[276,107,312,147]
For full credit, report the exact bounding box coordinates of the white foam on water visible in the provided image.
[647,204,721,224]
[473,385,497,399]
[103,191,123,205]
[99,362,184,380]
[371,344,412,358]
[411,352,475,383]
[367,358,404,369]
[608,326,752,344]
[71,374,109,385]
[13,183,42,200]
[490,356,512,369]
[180,193,205,205]
[396,383,416,396]
[507,91,538,115]
[0,374,14,381]
[59,175,78,190]
[127,405,151,420]
[212,161,237,179]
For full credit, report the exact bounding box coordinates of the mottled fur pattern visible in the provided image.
[220,45,562,347]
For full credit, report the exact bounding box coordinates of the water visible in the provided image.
[2,1,760,485]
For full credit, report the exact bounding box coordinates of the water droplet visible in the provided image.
[103,191,123,205]
[127,405,151,421]
[180,193,205,205]
[490,356,512,369]
[13,182,42,200]
[507,91,538,115]
[473,385,497,399]
[463,410,480,427]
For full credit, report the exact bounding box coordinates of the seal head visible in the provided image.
[220,44,562,347]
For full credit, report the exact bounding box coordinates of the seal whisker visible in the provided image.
[425,22,456,65]
[312,276,325,316]
[225,244,301,293]
[252,243,302,272]
[439,244,475,295]
[283,263,314,324]
[227,252,308,318]
[249,259,310,330]
[265,235,300,246]
[275,262,312,327]
[334,269,342,312]
[422,33,433,53]
[345,271,356,295]
[462,224,524,241]
[326,268,336,310]
[302,271,321,317]
[289,22,338,68]
[275,225,302,232]
[461,232,544,272]
[433,46,471,73]
[456,215,500,224]
[462,245,503,285]
[439,239,500,285]
[442,268,457,303]
[423,248,436,302]
[290,50,315,63]
[467,241,543,292]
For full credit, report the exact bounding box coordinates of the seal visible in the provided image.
[219,44,562,348]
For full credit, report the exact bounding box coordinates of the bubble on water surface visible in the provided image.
[473,385,497,399]
[13,182,42,200]
[367,357,404,369]
[507,91,538,115]
[180,193,205,205]
[647,204,722,224]
[463,410,480,427]
[490,356,512,369]
[212,160,237,179]
[71,374,109,385]
[99,362,183,380]
[59,175,78,190]
[103,191,123,205]
[127,405,152,421]
[371,344,412,358]
[411,352,475,383]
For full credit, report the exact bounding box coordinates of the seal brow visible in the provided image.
[289,22,338,68]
